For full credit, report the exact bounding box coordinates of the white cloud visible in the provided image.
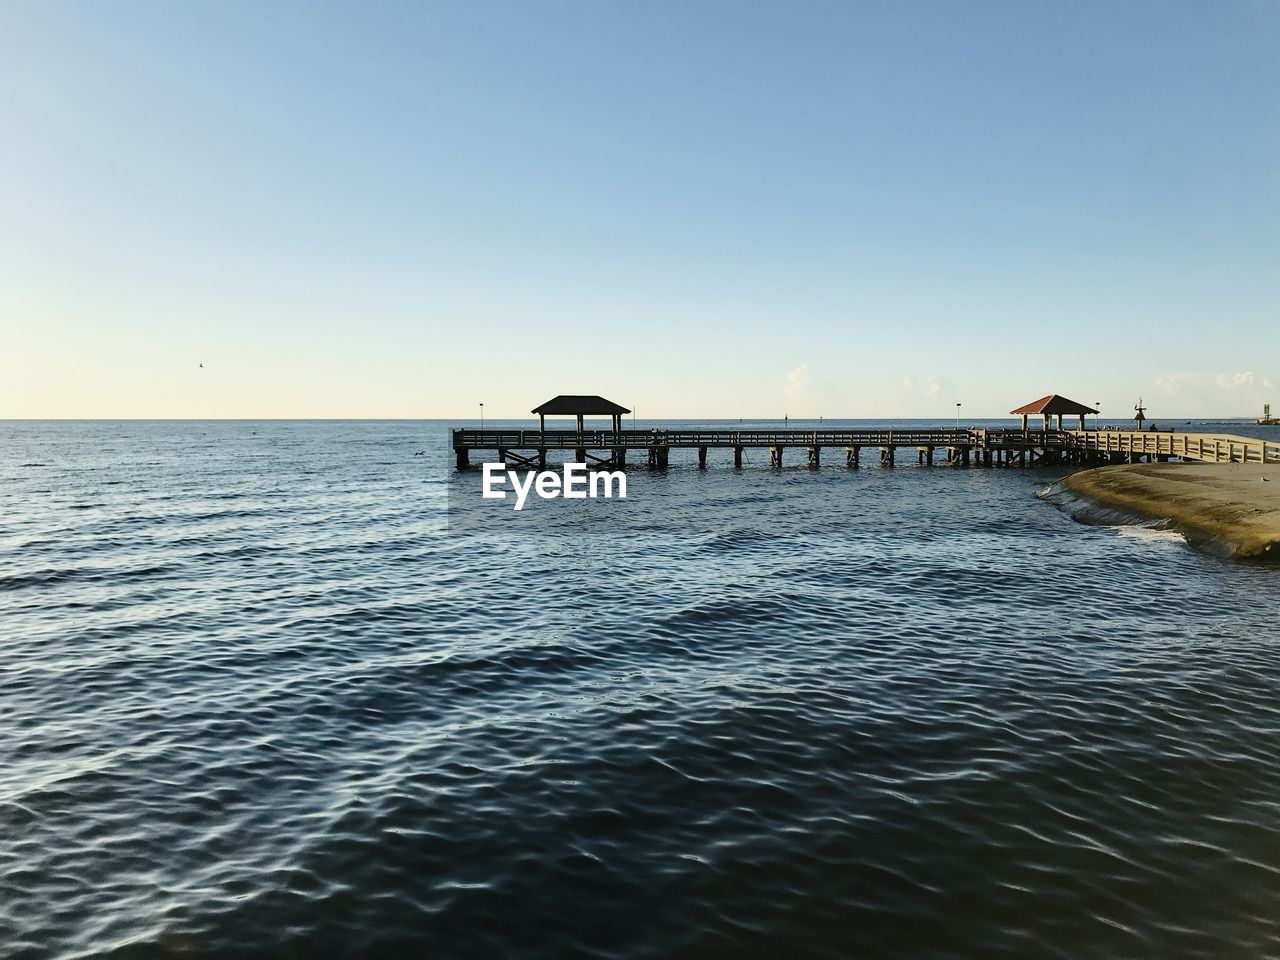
[786,363,810,395]
[780,364,848,418]
[784,364,815,416]
[1151,371,1276,415]
[901,374,944,399]
[1215,371,1257,390]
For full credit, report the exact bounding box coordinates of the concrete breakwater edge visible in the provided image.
[1048,463,1280,562]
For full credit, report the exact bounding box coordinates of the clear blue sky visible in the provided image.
[2,0,1277,418]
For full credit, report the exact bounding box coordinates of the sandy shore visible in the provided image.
[1065,462,1280,561]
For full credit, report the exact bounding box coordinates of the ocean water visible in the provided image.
[3,419,1280,960]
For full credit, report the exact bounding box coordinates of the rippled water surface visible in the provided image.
[4,420,1280,959]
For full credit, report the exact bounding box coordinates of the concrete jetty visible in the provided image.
[1066,462,1280,561]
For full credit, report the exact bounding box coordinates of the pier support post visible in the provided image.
[807,446,820,468]
[846,446,860,468]
[770,446,784,467]
[455,448,470,470]
[698,446,708,469]
[880,446,895,467]
[734,446,743,468]
[614,448,626,468]
[575,447,587,463]
[538,448,547,468]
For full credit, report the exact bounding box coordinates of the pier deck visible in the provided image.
[452,427,1280,470]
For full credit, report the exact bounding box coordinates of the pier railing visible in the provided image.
[452,428,1070,450]
[1069,430,1280,465]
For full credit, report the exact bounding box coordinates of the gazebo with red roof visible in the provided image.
[1010,394,1098,433]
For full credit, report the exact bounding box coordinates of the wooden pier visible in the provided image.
[451,427,1280,471]
[1071,430,1280,466]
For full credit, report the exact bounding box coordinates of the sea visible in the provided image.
[3,419,1279,960]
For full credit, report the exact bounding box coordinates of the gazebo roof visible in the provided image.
[1010,394,1098,416]
[531,395,630,416]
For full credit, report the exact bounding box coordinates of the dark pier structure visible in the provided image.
[453,394,1280,471]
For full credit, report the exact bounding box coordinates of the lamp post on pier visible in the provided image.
[955,402,961,428]
[1095,402,1100,430]
[479,402,484,431]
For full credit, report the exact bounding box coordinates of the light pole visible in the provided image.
[1095,401,1100,430]
[479,402,484,431]
[955,402,961,428]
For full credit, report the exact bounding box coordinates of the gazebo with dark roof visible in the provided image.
[1010,394,1098,433]
[532,395,630,434]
